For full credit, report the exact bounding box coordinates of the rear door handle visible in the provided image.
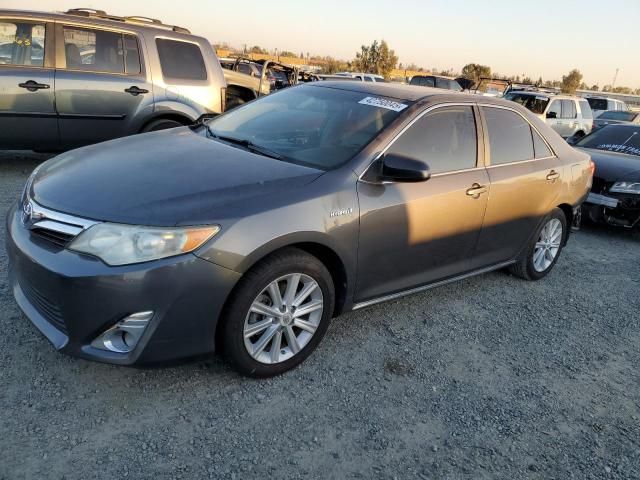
[124,86,149,96]
[18,80,50,92]
[546,170,560,181]
[466,184,487,198]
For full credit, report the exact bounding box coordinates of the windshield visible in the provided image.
[598,111,638,122]
[206,85,407,169]
[504,93,549,114]
[576,125,640,157]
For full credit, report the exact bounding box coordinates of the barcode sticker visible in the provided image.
[358,97,408,112]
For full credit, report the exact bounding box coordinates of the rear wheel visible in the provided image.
[509,208,567,280]
[220,248,334,377]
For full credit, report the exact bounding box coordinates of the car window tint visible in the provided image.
[561,100,576,119]
[587,98,608,111]
[579,101,593,119]
[424,77,435,87]
[547,100,562,118]
[123,34,141,74]
[364,76,373,82]
[64,27,125,74]
[386,106,477,174]
[0,20,45,67]
[532,128,553,158]
[435,77,449,89]
[156,39,207,81]
[449,80,462,91]
[483,107,534,165]
[238,63,251,75]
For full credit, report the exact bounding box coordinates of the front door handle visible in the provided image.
[18,80,50,92]
[124,86,149,96]
[466,183,487,198]
[546,170,560,181]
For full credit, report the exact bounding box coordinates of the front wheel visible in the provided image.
[509,208,567,281]
[220,248,335,377]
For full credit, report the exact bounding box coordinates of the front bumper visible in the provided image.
[584,191,640,228]
[5,203,241,365]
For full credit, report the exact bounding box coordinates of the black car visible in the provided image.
[593,110,640,131]
[575,124,640,228]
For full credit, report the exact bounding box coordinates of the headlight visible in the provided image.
[69,223,220,266]
[610,182,640,194]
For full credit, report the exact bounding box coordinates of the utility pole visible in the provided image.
[612,68,619,90]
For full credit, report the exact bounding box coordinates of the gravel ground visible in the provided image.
[1,151,639,480]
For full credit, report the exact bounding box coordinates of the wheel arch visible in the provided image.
[138,112,194,133]
[226,84,258,101]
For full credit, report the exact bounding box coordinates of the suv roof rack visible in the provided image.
[64,8,191,34]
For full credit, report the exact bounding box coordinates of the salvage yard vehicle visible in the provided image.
[574,124,640,229]
[7,82,592,377]
[586,96,628,118]
[335,72,387,82]
[593,110,640,130]
[0,8,256,150]
[219,56,298,97]
[505,91,593,140]
[410,75,463,91]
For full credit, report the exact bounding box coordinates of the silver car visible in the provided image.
[505,91,593,140]
[0,8,227,150]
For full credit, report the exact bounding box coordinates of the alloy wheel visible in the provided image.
[533,218,563,272]
[243,273,324,364]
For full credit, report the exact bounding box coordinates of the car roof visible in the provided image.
[0,9,195,37]
[309,81,513,105]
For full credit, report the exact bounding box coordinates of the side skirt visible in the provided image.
[351,260,515,311]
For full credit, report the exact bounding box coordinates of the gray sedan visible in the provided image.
[7,82,592,376]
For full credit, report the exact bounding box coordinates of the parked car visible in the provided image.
[0,8,260,150]
[573,124,640,228]
[219,57,296,97]
[593,110,640,130]
[335,72,387,82]
[586,96,628,118]
[504,91,593,140]
[7,82,592,376]
[410,75,463,91]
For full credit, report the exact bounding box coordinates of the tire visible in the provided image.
[225,94,247,111]
[220,248,335,377]
[141,118,185,133]
[509,208,568,281]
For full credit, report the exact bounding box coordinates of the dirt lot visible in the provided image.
[1,151,639,480]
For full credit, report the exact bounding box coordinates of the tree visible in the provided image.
[322,56,349,74]
[280,51,296,58]
[590,85,600,92]
[249,45,267,54]
[461,63,492,89]
[560,69,583,94]
[612,86,632,94]
[352,40,398,80]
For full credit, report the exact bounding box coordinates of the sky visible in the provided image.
[4,0,640,87]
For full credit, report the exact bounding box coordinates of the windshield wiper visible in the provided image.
[213,134,284,160]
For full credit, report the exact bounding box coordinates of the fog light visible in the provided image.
[91,311,154,353]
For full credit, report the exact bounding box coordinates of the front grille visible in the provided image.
[21,280,67,334]
[22,200,97,248]
[31,227,75,247]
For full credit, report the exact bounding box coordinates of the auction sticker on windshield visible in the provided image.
[358,97,408,112]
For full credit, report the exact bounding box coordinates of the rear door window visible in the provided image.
[483,107,534,165]
[561,100,576,119]
[0,20,45,67]
[386,106,477,174]
[532,128,553,158]
[156,39,207,81]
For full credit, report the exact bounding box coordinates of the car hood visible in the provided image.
[31,128,324,226]
[577,147,640,183]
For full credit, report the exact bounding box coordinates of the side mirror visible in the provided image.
[380,153,431,182]
[546,111,557,119]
